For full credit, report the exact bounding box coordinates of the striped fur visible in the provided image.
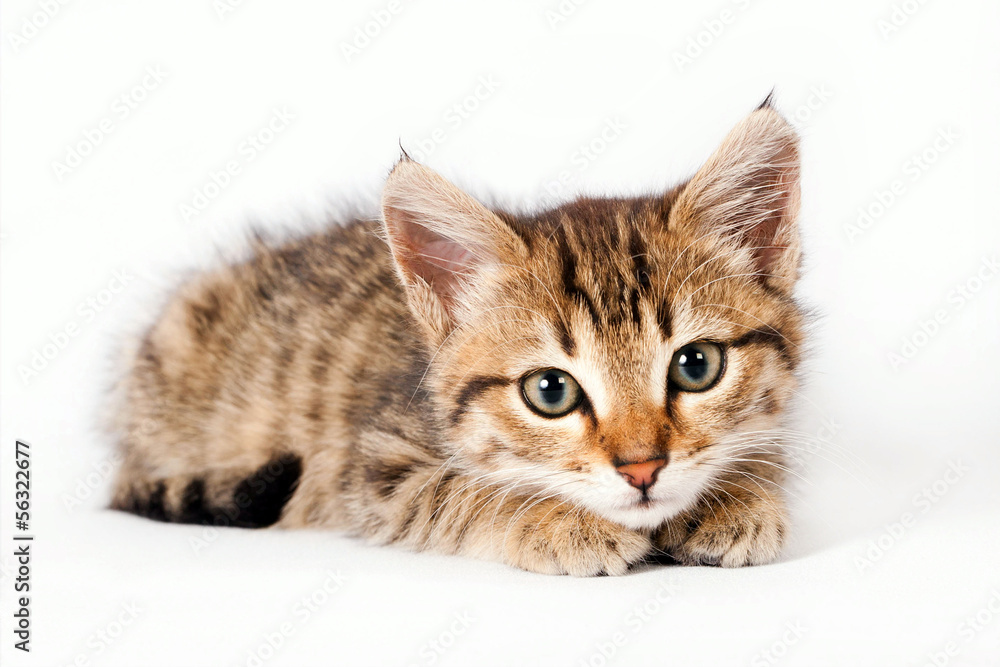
[110,102,806,574]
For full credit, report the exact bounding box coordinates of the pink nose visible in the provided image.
[615,458,667,492]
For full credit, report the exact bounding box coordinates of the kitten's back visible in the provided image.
[109,219,419,527]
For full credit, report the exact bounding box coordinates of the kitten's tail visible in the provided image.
[110,453,303,528]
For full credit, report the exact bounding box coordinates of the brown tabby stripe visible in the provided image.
[450,375,510,424]
[656,300,673,339]
[730,328,792,366]
[557,323,577,358]
[557,230,601,329]
[306,344,332,429]
[364,460,416,499]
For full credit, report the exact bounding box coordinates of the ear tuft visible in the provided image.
[397,138,414,162]
[756,88,777,111]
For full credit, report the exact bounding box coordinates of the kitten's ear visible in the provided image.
[381,158,522,345]
[671,100,802,292]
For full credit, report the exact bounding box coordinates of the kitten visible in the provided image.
[109,98,805,575]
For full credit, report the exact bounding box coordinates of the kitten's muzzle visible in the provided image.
[615,458,667,493]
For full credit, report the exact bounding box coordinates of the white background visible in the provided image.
[2,1,1000,666]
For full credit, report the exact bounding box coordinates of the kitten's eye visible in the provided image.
[521,369,582,417]
[669,342,725,392]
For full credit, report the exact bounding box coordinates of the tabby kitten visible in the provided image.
[110,99,805,575]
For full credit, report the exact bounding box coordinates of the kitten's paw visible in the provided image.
[505,505,651,576]
[655,492,787,568]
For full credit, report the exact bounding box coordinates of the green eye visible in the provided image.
[669,342,725,392]
[521,369,583,417]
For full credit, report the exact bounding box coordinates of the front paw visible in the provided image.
[655,491,787,567]
[504,502,651,576]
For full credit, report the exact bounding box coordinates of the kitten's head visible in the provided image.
[381,102,805,529]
